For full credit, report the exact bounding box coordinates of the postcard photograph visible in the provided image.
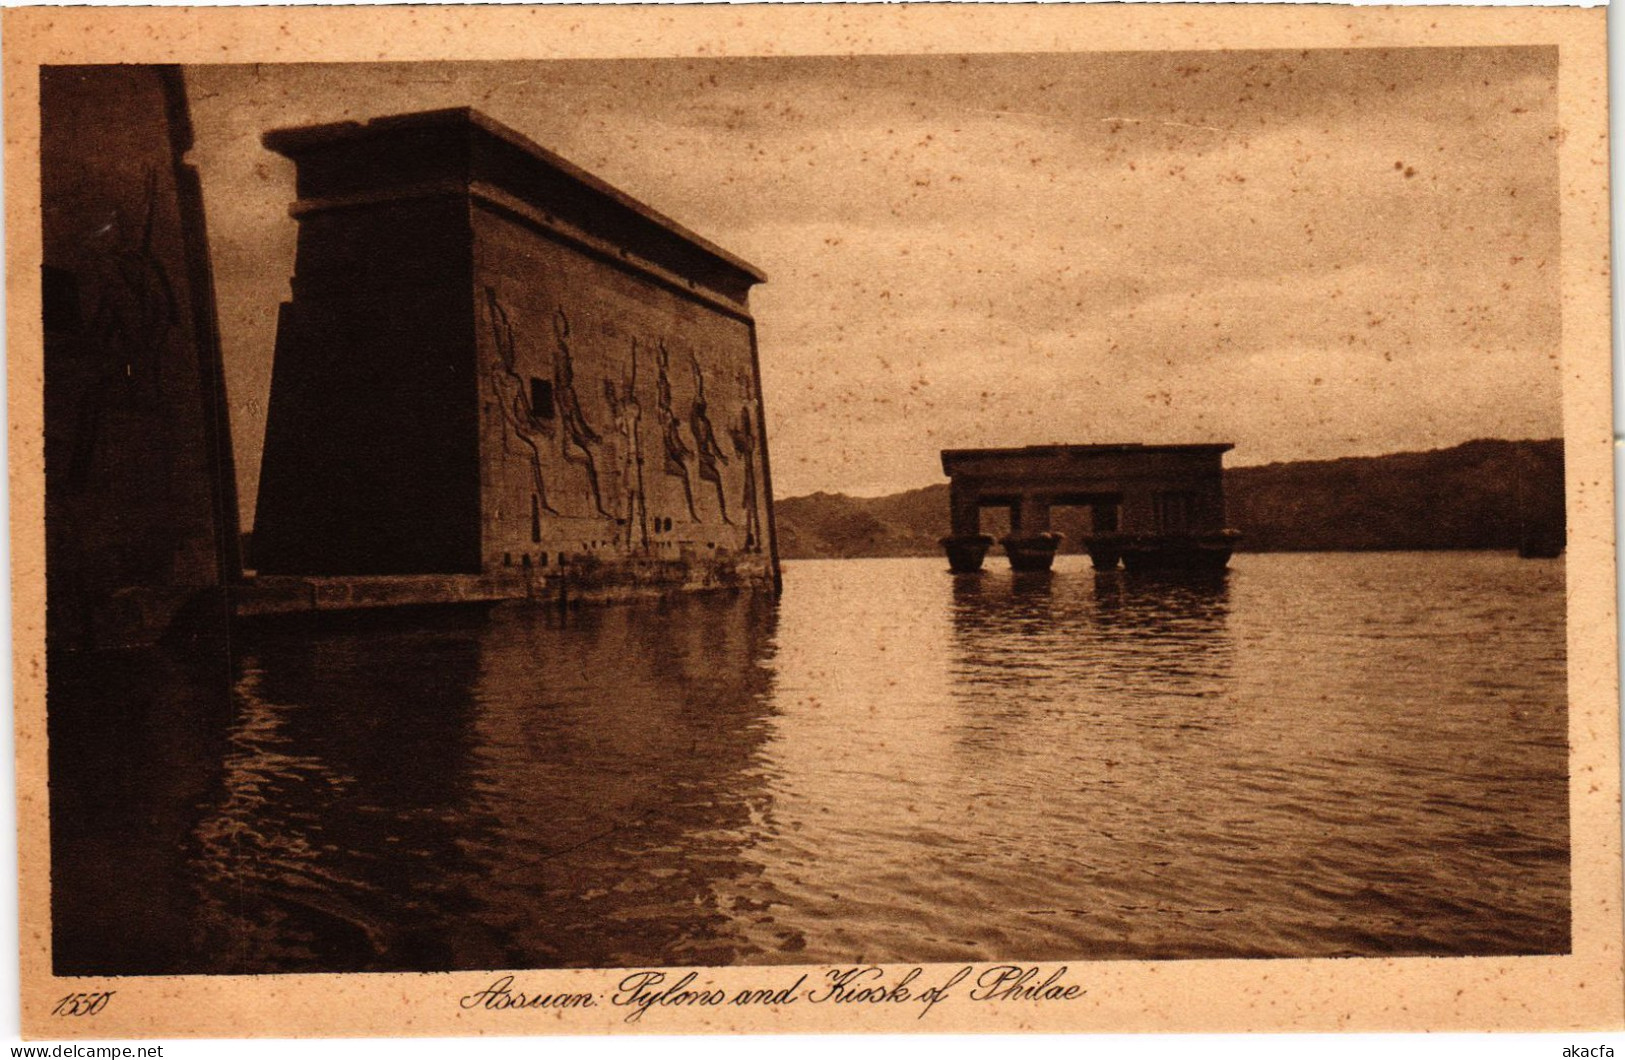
[8,3,1620,1038]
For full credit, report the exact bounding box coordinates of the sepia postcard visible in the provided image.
[5,2,1620,1040]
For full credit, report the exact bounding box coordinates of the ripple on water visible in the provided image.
[47,553,1568,973]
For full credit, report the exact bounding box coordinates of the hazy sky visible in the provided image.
[185,48,1559,522]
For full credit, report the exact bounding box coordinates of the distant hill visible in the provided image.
[774,438,1565,559]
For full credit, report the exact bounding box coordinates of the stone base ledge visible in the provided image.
[234,559,776,619]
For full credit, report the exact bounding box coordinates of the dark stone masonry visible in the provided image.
[41,66,241,649]
[250,107,780,610]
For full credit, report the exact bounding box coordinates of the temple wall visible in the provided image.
[41,65,239,648]
[473,208,771,578]
[253,198,481,576]
[251,108,778,599]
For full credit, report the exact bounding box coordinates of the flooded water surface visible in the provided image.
[50,552,1569,973]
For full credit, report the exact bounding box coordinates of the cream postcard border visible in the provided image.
[4,3,1618,1038]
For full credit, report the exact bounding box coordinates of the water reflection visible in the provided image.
[936,568,1245,955]
[53,592,781,974]
[49,645,233,975]
[50,555,1569,972]
[949,567,1233,701]
[456,594,783,969]
[188,625,488,972]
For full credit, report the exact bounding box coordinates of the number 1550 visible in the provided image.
[52,991,114,1016]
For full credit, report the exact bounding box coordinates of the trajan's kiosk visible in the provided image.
[940,443,1241,574]
[251,108,781,607]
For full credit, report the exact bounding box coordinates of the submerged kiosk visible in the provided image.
[940,444,1240,573]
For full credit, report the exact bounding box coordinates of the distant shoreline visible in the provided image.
[775,438,1565,562]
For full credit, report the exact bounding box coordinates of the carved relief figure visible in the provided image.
[68,170,179,491]
[604,337,649,551]
[655,339,698,521]
[728,370,763,551]
[551,308,611,520]
[483,287,557,515]
[688,355,732,525]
